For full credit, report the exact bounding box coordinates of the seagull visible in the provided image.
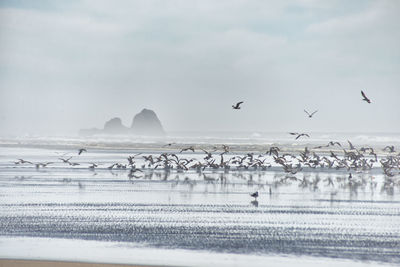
[222,144,230,153]
[361,90,371,103]
[78,148,87,155]
[59,157,72,164]
[289,132,310,140]
[15,159,33,165]
[304,109,318,118]
[35,162,53,168]
[180,146,195,153]
[88,163,98,169]
[232,101,244,109]
[383,146,395,153]
[162,143,175,147]
[250,191,259,200]
[347,140,355,150]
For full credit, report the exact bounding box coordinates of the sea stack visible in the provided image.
[104,117,129,134]
[131,109,165,136]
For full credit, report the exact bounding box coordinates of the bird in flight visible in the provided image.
[162,143,176,147]
[383,145,395,153]
[347,140,356,150]
[304,109,318,118]
[232,101,244,109]
[180,146,195,153]
[78,148,87,155]
[361,90,371,103]
[289,132,310,140]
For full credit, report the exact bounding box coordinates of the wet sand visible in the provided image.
[0,259,164,267]
[1,146,399,266]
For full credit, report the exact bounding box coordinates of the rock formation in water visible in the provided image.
[79,109,165,136]
[103,117,129,134]
[131,109,165,136]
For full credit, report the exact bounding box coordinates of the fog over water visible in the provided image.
[0,0,399,136]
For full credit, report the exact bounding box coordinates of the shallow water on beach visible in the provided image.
[0,146,400,266]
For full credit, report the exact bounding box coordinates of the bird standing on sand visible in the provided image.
[250,191,259,200]
[232,101,244,109]
[361,90,371,103]
[304,109,318,118]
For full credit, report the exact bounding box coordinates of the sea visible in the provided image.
[0,131,399,266]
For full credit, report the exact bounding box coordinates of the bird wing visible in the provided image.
[361,90,369,100]
[311,110,318,116]
[347,140,354,149]
[304,109,311,116]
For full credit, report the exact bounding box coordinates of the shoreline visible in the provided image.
[0,259,167,267]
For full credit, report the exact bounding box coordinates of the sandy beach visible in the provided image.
[0,259,164,267]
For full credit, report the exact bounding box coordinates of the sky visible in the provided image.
[0,0,399,135]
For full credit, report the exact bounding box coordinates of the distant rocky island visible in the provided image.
[80,109,165,136]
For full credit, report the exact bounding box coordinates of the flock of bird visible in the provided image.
[12,90,400,200]
[13,140,399,177]
[12,140,400,202]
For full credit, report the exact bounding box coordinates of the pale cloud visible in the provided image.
[0,0,399,135]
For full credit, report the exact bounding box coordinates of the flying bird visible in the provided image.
[180,146,195,153]
[383,146,395,153]
[361,90,371,103]
[289,132,310,140]
[78,148,87,155]
[232,101,244,109]
[347,140,355,150]
[162,143,175,147]
[15,159,33,165]
[304,109,318,118]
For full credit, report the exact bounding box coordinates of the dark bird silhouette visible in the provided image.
[383,146,395,153]
[163,143,175,147]
[222,144,230,153]
[15,159,33,165]
[250,191,259,200]
[59,157,72,164]
[232,101,244,109]
[327,141,341,147]
[78,148,87,155]
[290,132,310,140]
[304,109,318,118]
[88,163,98,169]
[35,162,53,168]
[347,140,355,150]
[180,146,195,153]
[361,90,371,103]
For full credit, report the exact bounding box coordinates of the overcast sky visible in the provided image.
[0,0,399,135]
